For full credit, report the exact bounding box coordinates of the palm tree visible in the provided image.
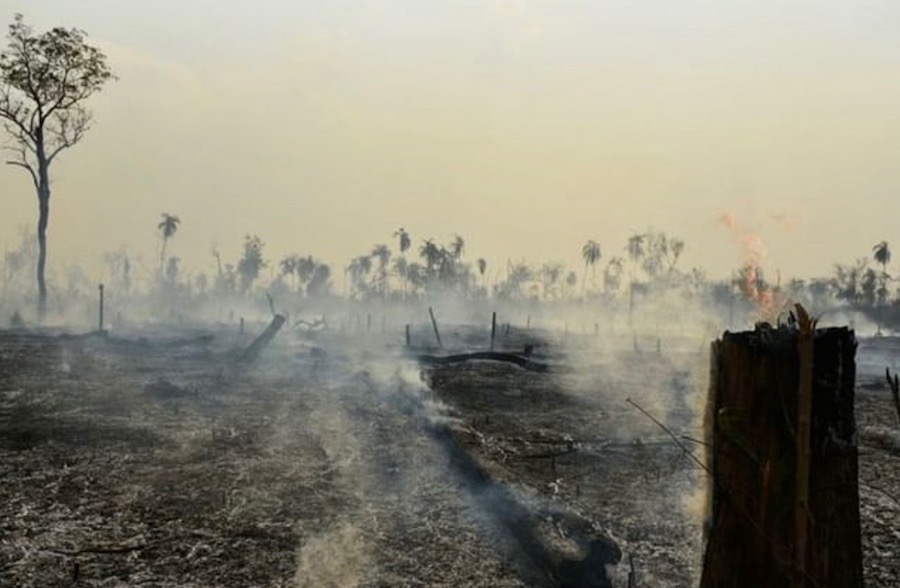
[477,258,487,292]
[603,257,625,295]
[541,263,563,300]
[393,257,409,298]
[307,263,332,298]
[506,262,532,300]
[626,233,645,323]
[450,234,465,260]
[157,213,180,278]
[237,234,266,294]
[371,244,391,296]
[669,238,685,273]
[394,228,411,256]
[581,240,601,299]
[280,255,299,290]
[297,256,317,291]
[347,255,373,299]
[419,239,442,274]
[873,241,891,334]
[565,271,577,299]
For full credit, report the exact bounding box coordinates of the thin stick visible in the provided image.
[625,397,709,474]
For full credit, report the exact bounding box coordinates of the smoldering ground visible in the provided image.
[4,280,900,587]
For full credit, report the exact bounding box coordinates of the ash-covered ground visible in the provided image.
[0,323,898,587]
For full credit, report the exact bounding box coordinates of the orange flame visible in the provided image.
[716,213,783,320]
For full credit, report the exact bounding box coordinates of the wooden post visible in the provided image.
[428,306,443,348]
[526,315,531,329]
[405,324,411,348]
[98,284,105,332]
[491,312,497,351]
[239,317,244,335]
[700,320,861,588]
[367,313,371,332]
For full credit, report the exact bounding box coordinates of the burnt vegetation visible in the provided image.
[2,13,900,588]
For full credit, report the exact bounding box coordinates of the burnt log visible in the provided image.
[432,422,619,587]
[700,324,861,588]
[415,351,548,372]
[239,314,286,363]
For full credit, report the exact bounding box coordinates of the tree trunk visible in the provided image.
[701,324,862,588]
[36,150,50,321]
[581,262,588,301]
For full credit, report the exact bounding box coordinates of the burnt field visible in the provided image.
[0,323,898,587]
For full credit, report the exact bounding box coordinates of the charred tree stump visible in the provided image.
[700,322,861,588]
[239,314,286,363]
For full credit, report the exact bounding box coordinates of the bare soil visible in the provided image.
[0,326,897,587]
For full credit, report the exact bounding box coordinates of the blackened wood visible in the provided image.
[700,326,861,588]
[428,306,443,348]
[491,312,497,351]
[239,314,286,363]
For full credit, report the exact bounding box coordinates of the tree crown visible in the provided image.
[0,14,114,180]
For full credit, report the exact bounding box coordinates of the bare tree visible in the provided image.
[0,14,114,318]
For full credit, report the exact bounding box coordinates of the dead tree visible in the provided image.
[239,314,286,363]
[701,317,861,588]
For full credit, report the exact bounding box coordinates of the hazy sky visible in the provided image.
[2,1,900,285]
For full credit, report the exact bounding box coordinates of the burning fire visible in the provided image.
[716,212,785,321]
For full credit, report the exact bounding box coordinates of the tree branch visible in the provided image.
[5,159,38,189]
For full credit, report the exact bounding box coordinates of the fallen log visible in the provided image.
[239,314,286,363]
[415,351,549,372]
[432,421,619,587]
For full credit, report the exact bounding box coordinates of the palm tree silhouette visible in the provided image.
[541,263,563,300]
[394,228,411,256]
[565,271,578,300]
[626,233,645,323]
[477,258,487,292]
[280,255,299,291]
[669,238,685,273]
[371,244,391,296]
[393,257,409,299]
[297,256,317,291]
[157,213,180,279]
[581,240,601,300]
[450,234,465,260]
[873,241,891,334]
[603,257,625,295]
[419,239,442,275]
